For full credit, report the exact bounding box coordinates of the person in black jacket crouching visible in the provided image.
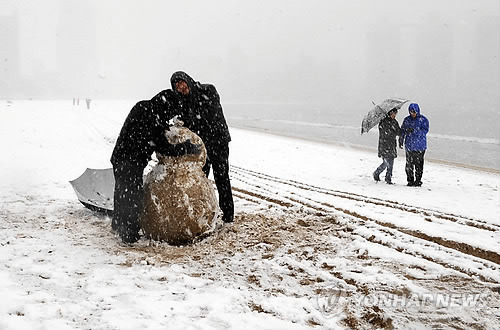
[151,71,234,224]
[111,100,201,243]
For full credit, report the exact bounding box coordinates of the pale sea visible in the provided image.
[225,103,500,172]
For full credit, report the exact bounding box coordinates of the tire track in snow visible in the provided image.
[229,166,500,283]
[231,183,499,283]
[231,165,499,232]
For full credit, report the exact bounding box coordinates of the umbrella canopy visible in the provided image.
[70,168,115,214]
[361,98,408,134]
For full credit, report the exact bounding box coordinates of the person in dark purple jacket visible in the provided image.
[373,108,400,184]
[399,103,430,187]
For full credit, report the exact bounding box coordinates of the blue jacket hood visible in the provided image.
[408,103,420,115]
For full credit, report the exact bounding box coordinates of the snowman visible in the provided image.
[140,118,219,245]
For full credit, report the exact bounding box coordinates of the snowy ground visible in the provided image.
[1,100,499,329]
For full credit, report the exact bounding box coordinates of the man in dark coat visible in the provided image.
[373,108,400,184]
[399,103,430,187]
[111,100,201,243]
[151,71,234,223]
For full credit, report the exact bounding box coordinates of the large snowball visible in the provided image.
[140,122,219,245]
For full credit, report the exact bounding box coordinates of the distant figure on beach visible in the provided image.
[399,103,429,187]
[85,98,91,109]
[373,108,400,184]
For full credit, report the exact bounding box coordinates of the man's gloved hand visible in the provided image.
[180,139,202,155]
[398,138,403,149]
[407,128,414,133]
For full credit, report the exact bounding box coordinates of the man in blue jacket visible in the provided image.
[399,103,429,187]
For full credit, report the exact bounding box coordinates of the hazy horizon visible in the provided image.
[1,1,499,122]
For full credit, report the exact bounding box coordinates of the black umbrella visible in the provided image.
[361,98,408,134]
[70,168,115,214]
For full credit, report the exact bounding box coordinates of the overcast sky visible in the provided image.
[1,0,498,117]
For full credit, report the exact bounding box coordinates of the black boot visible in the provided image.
[120,231,140,244]
[222,212,234,223]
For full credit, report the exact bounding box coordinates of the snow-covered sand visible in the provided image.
[1,100,499,329]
